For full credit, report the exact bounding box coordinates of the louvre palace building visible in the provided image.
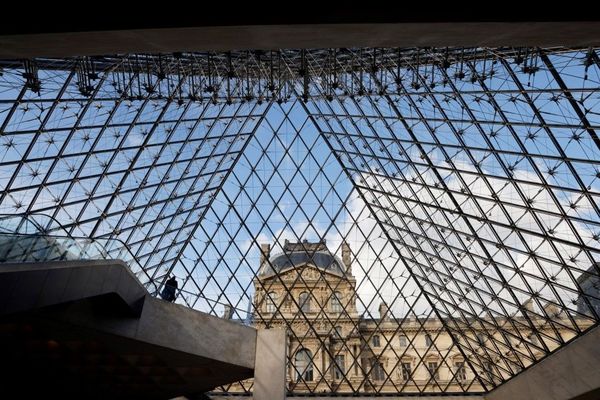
[223,240,593,394]
[2,18,600,400]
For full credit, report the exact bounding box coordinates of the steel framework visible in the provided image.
[0,47,599,395]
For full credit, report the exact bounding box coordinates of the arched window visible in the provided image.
[299,291,311,313]
[266,291,277,313]
[371,359,385,381]
[331,291,342,313]
[295,349,314,381]
[334,354,345,380]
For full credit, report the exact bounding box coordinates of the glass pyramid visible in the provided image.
[0,47,599,395]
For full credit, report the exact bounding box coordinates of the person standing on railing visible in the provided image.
[160,276,178,302]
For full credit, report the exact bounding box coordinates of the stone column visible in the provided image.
[253,329,287,400]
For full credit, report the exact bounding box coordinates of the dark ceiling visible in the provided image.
[2,7,599,35]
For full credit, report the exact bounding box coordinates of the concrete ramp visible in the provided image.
[0,260,257,399]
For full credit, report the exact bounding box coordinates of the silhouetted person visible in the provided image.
[160,276,178,302]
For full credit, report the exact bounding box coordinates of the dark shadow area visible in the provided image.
[0,261,256,399]
[0,311,251,400]
[571,387,600,400]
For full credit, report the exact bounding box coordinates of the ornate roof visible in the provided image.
[258,240,345,277]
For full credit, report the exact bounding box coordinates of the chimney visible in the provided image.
[342,241,352,274]
[521,298,537,319]
[522,299,534,312]
[379,302,389,321]
[222,304,234,319]
[260,243,271,265]
[543,302,560,318]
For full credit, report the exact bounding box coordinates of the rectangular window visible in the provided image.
[334,355,345,380]
[353,345,358,375]
[425,333,433,347]
[484,362,494,382]
[427,361,439,379]
[455,361,466,381]
[331,291,342,313]
[399,335,407,347]
[372,335,380,347]
[401,362,412,381]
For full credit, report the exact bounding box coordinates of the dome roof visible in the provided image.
[258,240,345,277]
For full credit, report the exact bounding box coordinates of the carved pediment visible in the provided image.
[302,266,320,280]
[260,263,343,283]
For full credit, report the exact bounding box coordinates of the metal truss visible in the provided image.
[0,47,599,395]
